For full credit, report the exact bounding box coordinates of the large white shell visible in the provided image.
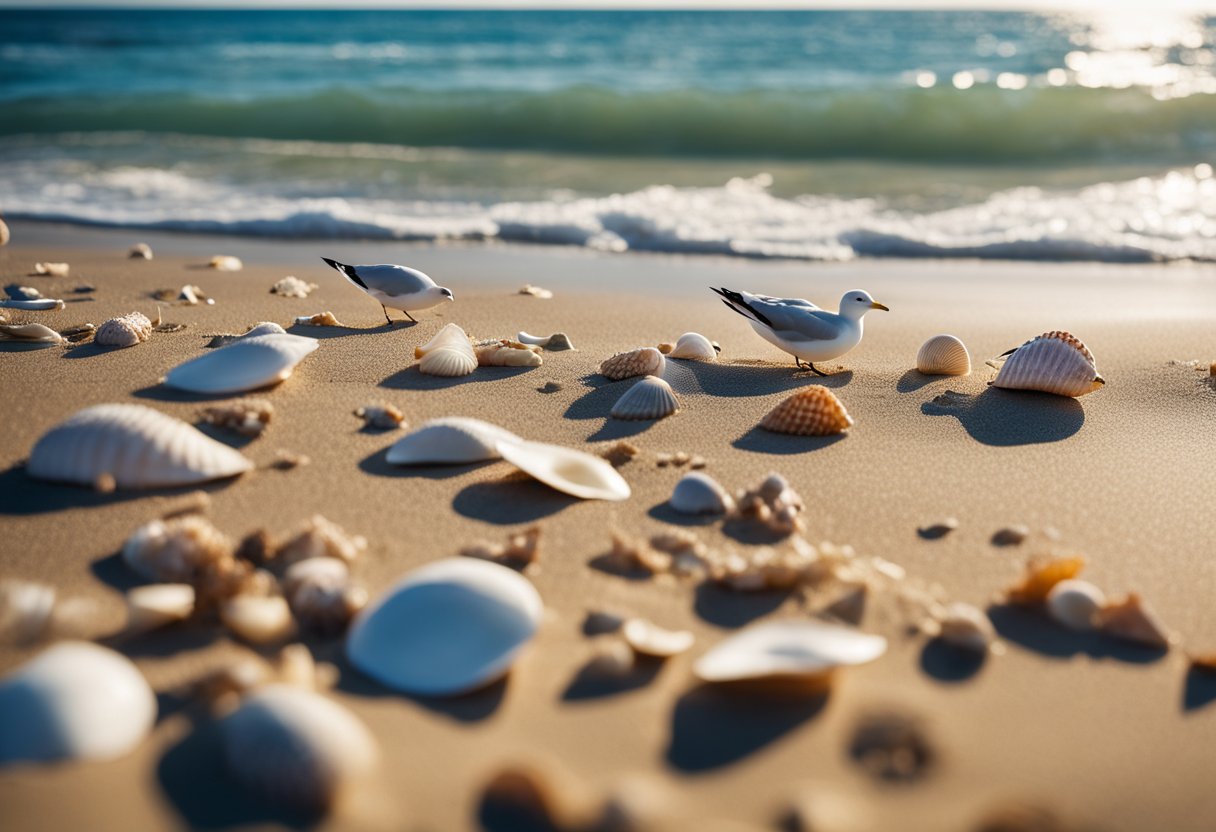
[992,331,1103,397]
[610,376,680,420]
[0,298,65,311]
[667,332,718,362]
[165,334,318,395]
[418,344,478,377]
[916,334,970,376]
[496,439,631,502]
[694,619,887,683]
[28,403,253,489]
[221,684,378,813]
[415,323,471,357]
[1046,579,1106,631]
[385,417,521,465]
[0,642,156,764]
[0,323,64,345]
[669,472,734,515]
[346,558,543,696]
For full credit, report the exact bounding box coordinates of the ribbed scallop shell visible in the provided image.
[610,376,680,420]
[95,312,152,348]
[667,332,718,362]
[915,334,970,376]
[992,331,1103,397]
[165,334,319,395]
[496,440,631,501]
[760,386,854,436]
[385,417,521,465]
[414,323,471,358]
[600,347,665,381]
[669,471,734,515]
[418,344,478,377]
[27,403,253,489]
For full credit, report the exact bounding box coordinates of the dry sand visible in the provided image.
[2,221,1216,831]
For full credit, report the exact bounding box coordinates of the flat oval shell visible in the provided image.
[0,298,65,311]
[760,386,853,436]
[0,323,64,345]
[600,348,665,381]
[668,332,718,361]
[993,331,1103,397]
[125,584,195,634]
[346,558,543,696]
[916,334,970,376]
[28,403,253,489]
[165,334,318,395]
[623,619,695,657]
[669,471,734,515]
[418,344,477,377]
[0,642,156,764]
[694,619,887,683]
[497,439,631,502]
[385,417,520,465]
[610,375,680,420]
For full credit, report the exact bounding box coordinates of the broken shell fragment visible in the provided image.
[1096,592,1172,649]
[164,334,319,395]
[916,334,971,376]
[761,386,853,436]
[354,403,405,430]
[667,332,719,361]
[669,471,734,516]
[125,584,195,634]
[33,262,70,277]
[695,620,887,684]
[276,515,367,566]
[270,276,317,298]
[474,339,544,368]
[128,242,153,260]
[516,331,574,351]
[622,619,694,657]
[1045,579,1105,631]
[385,417,520,465]
[497,439,631,501]
[600,347,665,381]
[200,399,274,437]
[0,298,65,311]
[95,312,152,348]
[992,331,1104,397]
[0,323,65,345]
[346,558,543,696]
[610,375,680,420]
[1004,555,1085,605]
[294,311,341,326]
[209,255,243,271]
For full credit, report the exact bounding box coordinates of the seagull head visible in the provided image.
[839,289,889,319]
[438,287,454,302]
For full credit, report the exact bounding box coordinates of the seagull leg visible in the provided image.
[807,362,829,377]
[403,310,417,323]
[381,305,394,326]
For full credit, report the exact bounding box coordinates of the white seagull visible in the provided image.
[712,287,889,375]
[321,258,454,325]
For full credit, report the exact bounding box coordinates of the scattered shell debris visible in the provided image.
[155,285,213,306]
[461,525,542,570]
[656,450,705,469]
[729,472,805,538]
[354,403,406,430]
[294,311,342,326]
[761,386,853,436]
[276,514,367,565]
[518,283,553,299]
[33,262,70,277]
[272,449,311,470]
[208,255,243,271]
[200,398,275,437]
[95,312,152,348]
[271,276,318,298]
[128,242,153,260]
[596,440,640,467]
[474,338,544,368]
[600,347,665,381]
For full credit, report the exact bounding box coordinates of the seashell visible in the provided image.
[178,284,210,305]
[0,642,156,764]
[346,558,543,696]
[669,471,734,515]
[276,515,367,565]
[270,276,317,298]
[497,439,631,501]
[164,333,319,395]
[385,417,520,466]
[209,255,242,271]
[122,515,234,583]
[5,284,42,300]
[0,323,65,345]
[200,398,274,437]
[1045,579,1105,631]
[418,344,478,377]
[95,312,152,348]
[667,332,719,362]
[518,283,553,299]
[991,525,1030,546]
[610,375,680,420]
[283,558,365,634]
[0,580,57,645]
[128,242,153,260]
[125,584,195,634]
[294,311,341,326]
[694,619,887,684]
[0,298,65,311]
[585,639,636,677]
[414,322,471,358]
[481,762,599,831]
[33,262,69,276]
[600,347,665,381]
[937,602,997,653]
[916,334,971,376]
[206,321,286,349]
[460,525,542,570]
[517,331,574,351]
[992,330,1104,397]
[220,594,295,645]
[221,684,377,813]
[1004,555,1085,604]
[760,386,854,436]
[474,339,544,368]
[354,403,405,430]
[29,403,253,489]
[622,618,694,657]
[1095,592,1171,649]
[60,322,95,343]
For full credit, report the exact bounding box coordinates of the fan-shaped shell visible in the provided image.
[992,331,1103,397]
[0,642,156,764]
[669,472,734,515]
[916,334,970,376]
[497,439,631,502]
[610,376,680,420]
[760,386,853,436]
[600,348,665,381]
[28,403,253,489]
[346,558,543,696]
[694,619,887,683]
[221,685,378,813]
[414,323,471,358]
[385,417,521,465]
[95,312,152,348]
[418,344,477,377]
[667,332,718,362]
[1046,579,1105,632]
[165,334,318,395]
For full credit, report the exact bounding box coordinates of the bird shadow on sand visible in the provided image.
[379,366,535,391]
[562,655,665,702]
[452,475,579,525]
[0,466,236,516]
[357,447,498,481]
[921,388,1084,446]
[731,427,847,456]
[664,361,852,398]
[1182,669,1216,712]
[287,321,411,340]
[987,604,1167,664]
[919,639,987,684]
[334,655,507,723]
[665,683,830,773]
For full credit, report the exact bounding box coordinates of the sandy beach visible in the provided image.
[1,221,1215,831]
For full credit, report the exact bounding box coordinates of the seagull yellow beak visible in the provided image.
[870,301,890,311]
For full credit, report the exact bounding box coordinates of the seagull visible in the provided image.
[712,287,889,375]
[321,258,453,325]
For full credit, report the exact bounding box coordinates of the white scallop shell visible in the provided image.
[916,334,970,376]
[415,322,471,357]
[623,619,695,657]
[667,332,718,362]
[496,439,631,502]
[95,312,152,348]
[209,255,243,271]
[610,376,680,420]
[165,334,319,395]
[418,344,478,377]
[0,298,65,311]
[669,472,734,515]
[385,417,521,465]
[693,619,887,683]
[1045,579,1105,631]
[992,332,1103,397]
[125,584,195,634]
[0,642,156,764]
[221,684,378,813]
[346,558,543,696]
[27,403,253,489]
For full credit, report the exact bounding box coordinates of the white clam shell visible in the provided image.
[992,332,1103,397]
[916,334,970,376]
[694,619,887,683]
[415,323,471,357]
[385,417,521,465]
[496,439,631,502]
[667,332,718,361]
[0,642,156,764]
[28,403,253,489]
[937,602,997,653]
[1046,579,1106,631]
[669,471,734,515]
[125,584,195,634]
[610,375,680,420]
[418,344,478,377]
[165,334,318,395]
[221,684,378,813]
[347,558,542,696]
[623,619,695,657]
[0,298,65,311]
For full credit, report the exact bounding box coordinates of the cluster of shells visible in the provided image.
[414,323,547,377]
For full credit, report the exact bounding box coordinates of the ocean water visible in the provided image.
[1,9,1214,261]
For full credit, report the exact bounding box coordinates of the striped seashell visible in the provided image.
[165,334,319,395]
[414,323,471,358]
[600,347,665,381]
[916,334,970,376]
[760,386,854,436]
[669,471,734,515]
[667,332,719,362]
[610,375,680,420]
[418,344,478,377]
[992,331,1103,397]
[95,312,152,348]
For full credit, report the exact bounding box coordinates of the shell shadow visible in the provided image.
[0,342,61,353]
[731,427,847,455]
[693,582,792,628]
[561,655,665,702]
[131,384,257,403]
[379,366,534,391]
[1183,669,1216,712]
[646,501,722,528]
[665,683,830,773]
[63,342,118,360]
[452,476,579,525]
[0,465,236,517]
[587,552,656,582]
[921,388,1085,446]
[357,447,497,480]
[665,361,852,398]
[334,656,506,723]
[987,604,1167,664]
[896,369,948,393]
[919,639,987,683]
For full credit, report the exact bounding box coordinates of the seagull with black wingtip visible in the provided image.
[321,257,454,325]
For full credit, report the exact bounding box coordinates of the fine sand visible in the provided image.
[2,222,1216,832]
